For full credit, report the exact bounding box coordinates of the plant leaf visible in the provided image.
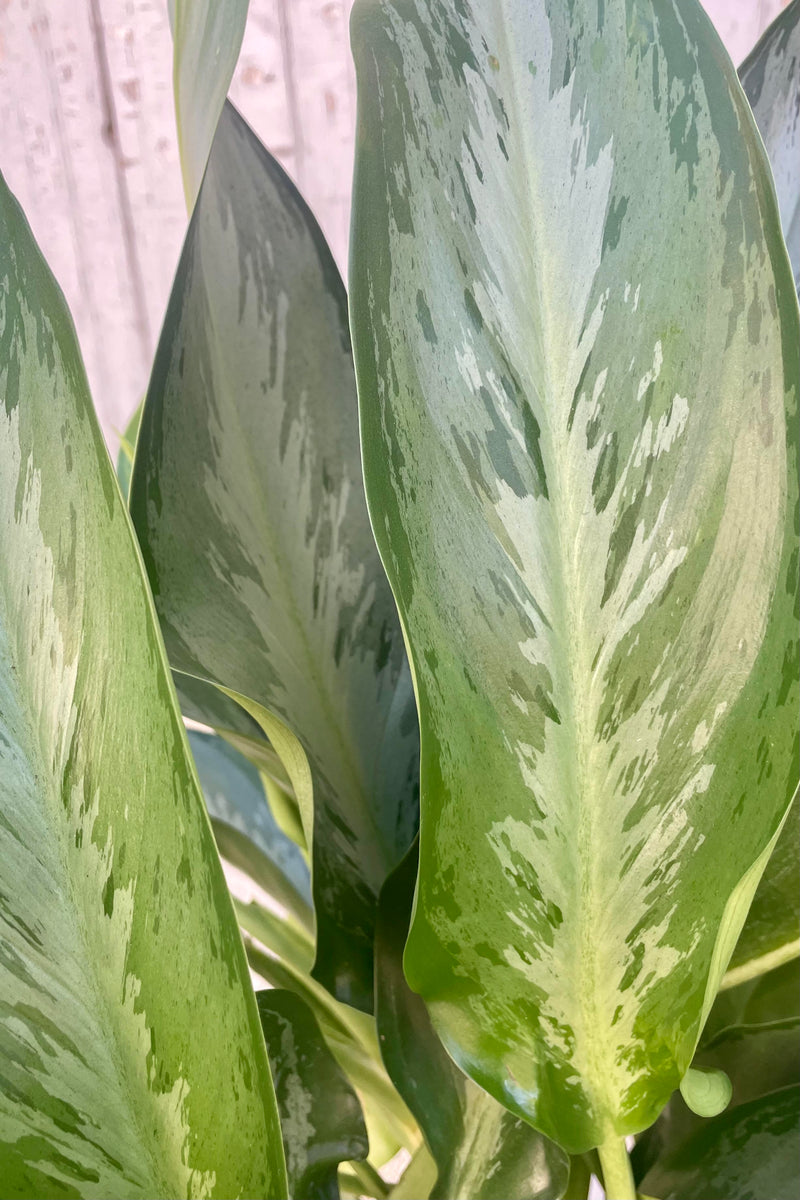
[0,172,286,1198]
[116,399,142,503]
[245,943,419,1158]
[638,1085,800,1200]
[725,794,799,986]
[710,956,800,1032]
[170,0,249,207]
[739,0,800,291]
[130,101,419,1012]
[188,728,312,926]
[257,990,369,1200]
[175,668,269,741]
[349,0,800,1151]
[237,898,315,974]
[375,847,570,1200]
[731,0,800,988]
[632,958,800,1182]
[388,1143,437,1200]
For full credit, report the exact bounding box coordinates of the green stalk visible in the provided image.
[597,1136,636,1200]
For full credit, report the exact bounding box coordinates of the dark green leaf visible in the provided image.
[245,943,419,1162]
[639,1086,800,1200]
[257,990,369,1200]
[130,102,419,1013]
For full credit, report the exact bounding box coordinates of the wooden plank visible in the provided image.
[702,0,787,66]
[0,0,151,446]
[228,1,299,181]
[95,0,187,384]
[276,0,356,272]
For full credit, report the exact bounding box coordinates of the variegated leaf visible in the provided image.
[375,847,570,1200]
[633,957,800,1183]
[245,941,419,1168]
[740,0,800,291]
[119,414,275,749]
[0,173,286,1198]
[170,0,250,207]
[349,0,800,1153]
[129,101,419,1012]
[257,990,369,1200]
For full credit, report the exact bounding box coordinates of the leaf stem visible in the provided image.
[597,1136,636,1200]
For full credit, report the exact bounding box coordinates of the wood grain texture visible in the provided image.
[0,1,786,449]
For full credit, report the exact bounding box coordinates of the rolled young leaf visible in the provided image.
[257,990,369,1200]
[0,172,286,1198]
[170,0,250,208]
[130,101,419,1012]
[739,0,800,291]
[349,0,800,1154]
[725,793,799,985]
[375,847,571,1200]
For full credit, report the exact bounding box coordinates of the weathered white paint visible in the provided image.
[0,1,787,449]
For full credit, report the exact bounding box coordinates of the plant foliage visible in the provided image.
[1,1,799,1198]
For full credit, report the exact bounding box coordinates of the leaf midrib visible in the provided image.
[491,2,611,1121]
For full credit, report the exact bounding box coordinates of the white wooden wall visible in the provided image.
[0,0,789,449]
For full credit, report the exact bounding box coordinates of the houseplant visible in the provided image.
[1,1,798,1197]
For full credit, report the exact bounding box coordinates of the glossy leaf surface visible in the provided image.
[170,0,249,207]
[0,173,286,1198]
[350,0,800,1150]
[130,101,419,1011]
[633,958,800,1181]
[740,0,800,290]
[257,990,368,1200]
[375,848,570,1200]
[639,1085,800,1200]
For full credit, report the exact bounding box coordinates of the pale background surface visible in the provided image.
[0,1,790,449]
